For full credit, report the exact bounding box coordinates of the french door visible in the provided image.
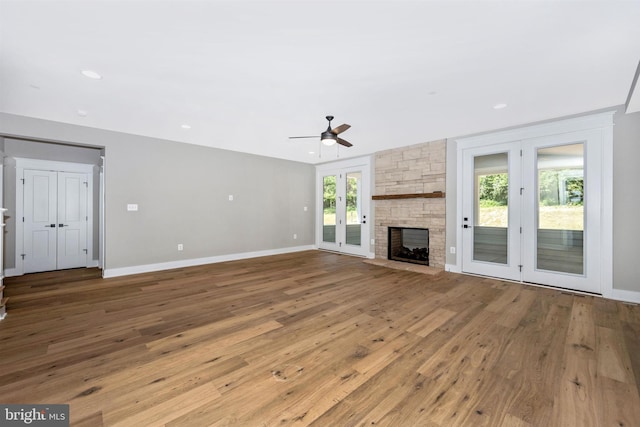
[462,143,522,281]
[462,129,603,294]
[317,161,370,257]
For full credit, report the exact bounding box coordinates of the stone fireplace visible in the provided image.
[373,139,446,269]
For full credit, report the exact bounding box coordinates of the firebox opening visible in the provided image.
[388,227,429,266]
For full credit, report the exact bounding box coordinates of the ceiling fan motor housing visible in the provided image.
[321,129,337,145]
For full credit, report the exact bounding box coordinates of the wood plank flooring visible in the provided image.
[1,250,639,426]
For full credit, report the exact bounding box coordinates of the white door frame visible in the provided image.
[99,156,105,270]
[316,156,373,258]
[15,158,96,275]
[454,111,614,296]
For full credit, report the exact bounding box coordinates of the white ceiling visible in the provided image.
[1,0,639,164]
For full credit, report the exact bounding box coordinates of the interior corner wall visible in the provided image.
[444,138,457,268]
[612,108,640,292]
[0,113,316,273]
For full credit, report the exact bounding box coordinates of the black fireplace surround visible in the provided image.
[388,227,430,266]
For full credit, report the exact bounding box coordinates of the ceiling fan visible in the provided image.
[289,115,353,147]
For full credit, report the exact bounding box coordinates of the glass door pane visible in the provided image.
[322,175,337,243]
[345,171,362,246]
[474,153,509,264]
[536,143,584,274]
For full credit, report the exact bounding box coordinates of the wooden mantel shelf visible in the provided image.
[372,192,445,200]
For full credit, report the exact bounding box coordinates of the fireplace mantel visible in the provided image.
[372,191,445,200]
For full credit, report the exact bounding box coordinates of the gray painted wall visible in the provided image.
[0,113,316,271]
[444,106,640,293]
[445,138,457,267]
[612,109,640,292]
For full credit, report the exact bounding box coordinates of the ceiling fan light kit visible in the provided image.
[321,130,337,146]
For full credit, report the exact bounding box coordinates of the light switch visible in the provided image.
[228,195,234,201]
[127,204,138,211]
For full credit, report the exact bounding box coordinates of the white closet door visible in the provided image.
[23,169,88,273]
[24,170,58,273]
[57,172,88,269]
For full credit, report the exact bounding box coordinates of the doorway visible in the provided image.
[316,157,371,257]
[457,113,613,294]
[16,159,95,274]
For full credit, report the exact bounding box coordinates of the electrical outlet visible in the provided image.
[303,206,308,212]
[228,195,234,201]
[293,234,297,239]
[450,247,456,254]
[127,204,138,211]
[370,238,375,245]
[178,244,184,251]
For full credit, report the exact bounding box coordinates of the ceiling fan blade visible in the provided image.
[332,123,351,135]
[337,137,353,147]
[289,136,319,139]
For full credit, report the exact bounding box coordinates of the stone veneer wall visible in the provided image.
[374,139,446,268]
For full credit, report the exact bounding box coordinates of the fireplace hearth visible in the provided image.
[388,227,429,266]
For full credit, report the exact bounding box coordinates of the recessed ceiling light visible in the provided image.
[181,124,191,129]
[493,103,508,110]
[77,109,88,117]
[81,70,102,80]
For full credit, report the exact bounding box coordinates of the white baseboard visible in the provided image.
[606,288,640,304]
[4,260,100,277]
[103,245,317,278]
[443,265,640,304]
[445,263,461,273]
[4,268,20,278]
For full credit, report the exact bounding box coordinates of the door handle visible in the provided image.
[463,224,472,228]
[59,224,67,228]
[45,224,56,228]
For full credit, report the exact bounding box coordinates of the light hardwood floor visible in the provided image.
[1,250,639,426]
